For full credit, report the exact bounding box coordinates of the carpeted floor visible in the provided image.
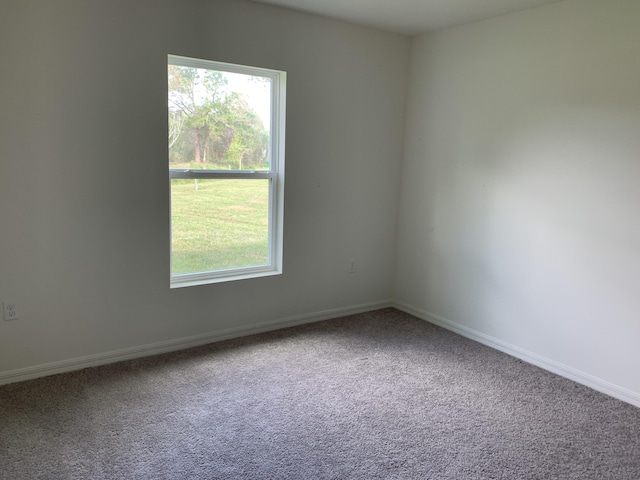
[1,308,639,479]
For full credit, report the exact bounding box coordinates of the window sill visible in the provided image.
[170,266,282,289]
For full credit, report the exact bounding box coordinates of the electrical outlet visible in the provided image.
[3,301,19,321]
[348,259,357,274]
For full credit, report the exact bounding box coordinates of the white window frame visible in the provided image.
[168,55,286,289]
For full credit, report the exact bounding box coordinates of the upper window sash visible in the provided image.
[168,54,284,174]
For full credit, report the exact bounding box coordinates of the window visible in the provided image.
[168,55,286,288]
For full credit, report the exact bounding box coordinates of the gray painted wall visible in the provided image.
[395,0,640,396]
[0,0,408,372]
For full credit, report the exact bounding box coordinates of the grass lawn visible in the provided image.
[170,178,269,275]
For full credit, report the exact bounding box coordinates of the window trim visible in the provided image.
[168,55,286,289]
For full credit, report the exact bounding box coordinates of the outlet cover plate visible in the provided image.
[3,301,19,321]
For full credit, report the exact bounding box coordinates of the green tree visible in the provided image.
[224,93,268,169]
[168,65,226,165]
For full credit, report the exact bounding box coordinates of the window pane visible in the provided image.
[168,65,272,171]
[171,178,270,275]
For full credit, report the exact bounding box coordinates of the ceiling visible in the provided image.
[248,0,565,36]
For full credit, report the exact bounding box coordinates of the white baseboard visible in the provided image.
[0,300,391,386]
[6,299,638,409]
[392,300,640,409]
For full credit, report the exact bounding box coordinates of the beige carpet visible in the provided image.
[1,308,639,479]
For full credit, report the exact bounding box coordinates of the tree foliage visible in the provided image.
[168,65,268,169]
